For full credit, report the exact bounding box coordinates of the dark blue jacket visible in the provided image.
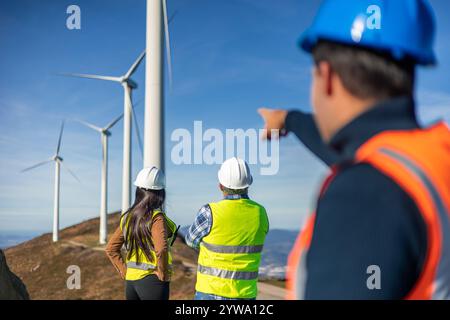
[285,96,427,299]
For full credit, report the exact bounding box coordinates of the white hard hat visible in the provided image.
[134,167,166,190]
[218,157,253,190]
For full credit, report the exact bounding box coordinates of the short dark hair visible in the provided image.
[221,185,248,195]
[312,41,415,100]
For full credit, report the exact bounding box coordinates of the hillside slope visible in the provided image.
[4,213,198,300]
[4,213,285,300]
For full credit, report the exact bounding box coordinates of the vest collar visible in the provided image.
[223,194,249,200]
[329,96,419,163]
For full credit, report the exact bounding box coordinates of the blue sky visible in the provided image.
[0,0,449,234]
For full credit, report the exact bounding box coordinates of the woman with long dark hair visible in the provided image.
[106,167,178,300]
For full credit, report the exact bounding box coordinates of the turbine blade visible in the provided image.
[74,119,102,133]
[130,100,143,157]
[60,73,121,82]
[162,0,173,89]
[21,159,52,173]
[61,161,81,183]
[56,121,65,156]
[105,113,123,130]
[168,10,178,24]
[134,99,143,108]
[125,50,146,79]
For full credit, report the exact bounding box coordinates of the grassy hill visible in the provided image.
[4,213,198,300]
[4,213,286,300]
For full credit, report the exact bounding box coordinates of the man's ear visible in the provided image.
[219,184,224,192]
[317,61,333,97]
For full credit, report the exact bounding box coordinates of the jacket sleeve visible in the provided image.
[303,163,428,299]
[285,110,339,166]
[185,204,213,250]
[105,227,127,280]
[151,214,170,282]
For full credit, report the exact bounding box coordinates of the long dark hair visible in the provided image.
[122,187,165,263]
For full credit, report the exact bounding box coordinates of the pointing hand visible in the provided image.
[258,108,288,140]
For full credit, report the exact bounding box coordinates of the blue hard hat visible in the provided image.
[299,0,436,65]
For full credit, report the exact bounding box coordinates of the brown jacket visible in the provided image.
[105,213,172,282]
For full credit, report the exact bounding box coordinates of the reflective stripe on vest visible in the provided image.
[126,261,156,271]
[379,147,450,300]
[201,241,264,254]
[196,199,269,299]
[197,264,259,280]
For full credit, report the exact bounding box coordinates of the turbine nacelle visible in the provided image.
[123,78,138,89]
[74,114,122,138]
[61,49,145,90]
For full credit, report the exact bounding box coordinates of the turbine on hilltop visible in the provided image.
[74,114,123,244]
[21,121,79,242]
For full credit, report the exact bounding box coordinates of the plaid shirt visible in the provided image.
[185,194,249,249]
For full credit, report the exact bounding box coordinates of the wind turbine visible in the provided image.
[74,114,123,245]
[62,51,145,214]
[144,0,175,171]
[21,121,79,242]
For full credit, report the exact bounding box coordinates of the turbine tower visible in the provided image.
[62,51,145,213]
[144,0,173,171]
[75,114,123,244]
[21,121,79,242]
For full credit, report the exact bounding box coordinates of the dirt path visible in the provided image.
[61,240,106,252]
[182,261,286,300]
[257,282,286,300]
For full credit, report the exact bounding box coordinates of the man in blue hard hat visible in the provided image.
[259,0,450,299]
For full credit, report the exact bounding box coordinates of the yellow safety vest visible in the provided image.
[196,198,269,298]
[120,210,177,281]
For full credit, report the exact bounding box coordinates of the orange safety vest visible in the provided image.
[287,122,450,300]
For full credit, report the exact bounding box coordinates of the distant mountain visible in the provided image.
[0,232,42,249]
[260,229,298,280]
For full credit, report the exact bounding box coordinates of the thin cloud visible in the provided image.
[417,89,450,124]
